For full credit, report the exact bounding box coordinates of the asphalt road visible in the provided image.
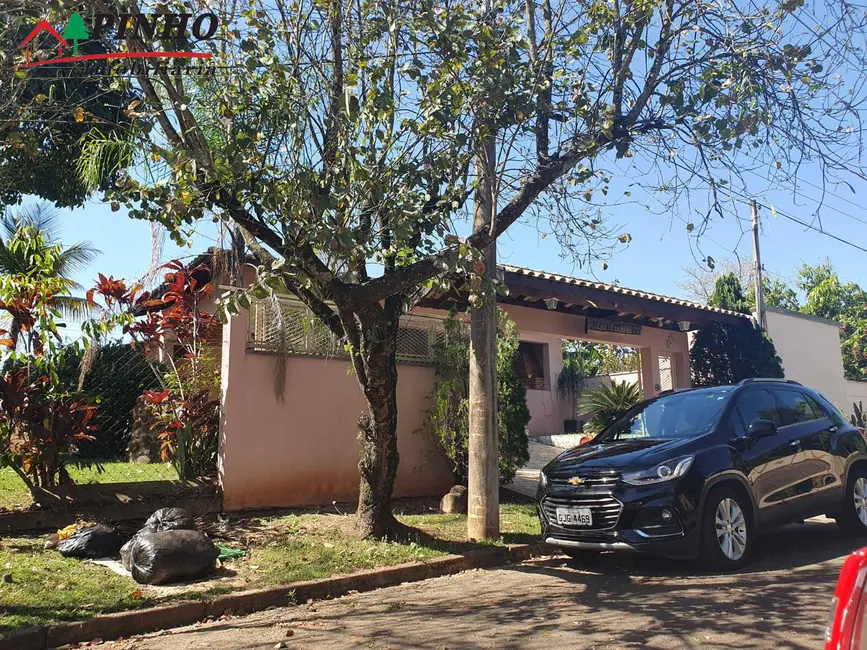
[102,517,859,650]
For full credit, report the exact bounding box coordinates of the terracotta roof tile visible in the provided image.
[499,264,750,320]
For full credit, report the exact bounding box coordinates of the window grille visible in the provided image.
[248,299,460,365]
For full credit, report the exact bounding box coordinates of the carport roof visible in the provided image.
[423,264,751,332]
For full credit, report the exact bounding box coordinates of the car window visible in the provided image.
[735,389,784,428]
[596,387,734,441]
[773,389,821,425]
[804,394,829,419]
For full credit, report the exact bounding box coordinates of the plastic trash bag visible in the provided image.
[120,537,135,571]
[141,507,196,533]
[127,530,219,585]
[56,525,124,559]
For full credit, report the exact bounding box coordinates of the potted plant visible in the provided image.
[557,358,585,433]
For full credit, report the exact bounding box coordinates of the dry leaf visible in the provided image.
[73,106,85,123]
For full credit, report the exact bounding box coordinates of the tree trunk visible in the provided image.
[346,302,404,539]
[468,132,500,540]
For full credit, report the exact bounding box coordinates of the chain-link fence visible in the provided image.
[0,341,207,512]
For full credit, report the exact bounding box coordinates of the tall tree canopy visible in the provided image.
[0,3,135,207]
[15,0,867,537]
[798,262,867,381]
[679,257,800,311]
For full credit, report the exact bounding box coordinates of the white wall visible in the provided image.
[760,306,848,410]
[846,380,867,415]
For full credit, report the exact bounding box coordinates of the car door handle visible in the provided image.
[789,440,801,448]
[830,426,839,433]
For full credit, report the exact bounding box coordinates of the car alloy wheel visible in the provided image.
[715,497,747,561]
[854,477,867,526]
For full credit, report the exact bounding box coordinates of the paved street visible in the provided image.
[104,517,859,650]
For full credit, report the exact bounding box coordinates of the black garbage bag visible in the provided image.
[120,538,135,571]
[56,525,124,559]
[127,530,219,585]
[141,507,196,533]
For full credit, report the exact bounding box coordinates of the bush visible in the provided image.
[691,273,785,387]
[580,381,642,434]
[690,321,784,387]
[426,309,530,485]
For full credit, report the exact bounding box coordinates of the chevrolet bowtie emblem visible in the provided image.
[567,476,586,486]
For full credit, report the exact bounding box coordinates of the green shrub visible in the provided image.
[691,273,785,387]
[426,309,530,485]
[3,343,161,460]
[580,381,642,434]
[690,321,784,387]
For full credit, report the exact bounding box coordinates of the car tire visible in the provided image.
[699,487,752,571]
[562,549,600,564]
[836,468,867,536]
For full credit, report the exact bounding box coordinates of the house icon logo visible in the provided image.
[15,11,218,69]
[18,18,70,64]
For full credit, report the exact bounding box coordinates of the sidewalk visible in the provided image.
[508,441,561,498]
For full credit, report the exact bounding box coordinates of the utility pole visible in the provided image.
[467,0,499,541]
[750,199,766,329]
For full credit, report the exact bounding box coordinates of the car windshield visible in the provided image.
[595,387,734,442]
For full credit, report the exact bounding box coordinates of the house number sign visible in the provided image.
[585,318,642,337]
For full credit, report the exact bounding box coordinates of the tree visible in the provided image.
[62,12,90,57]
[691,275,784,386]
[681,260,799,311]
[761,278,800,312]
[798,262,867,380]
[0,204,99,350]
[52,0,867,538]
[0,4,135,207]
[710,272,752,314]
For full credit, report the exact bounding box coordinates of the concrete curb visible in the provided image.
[0,543,547,650]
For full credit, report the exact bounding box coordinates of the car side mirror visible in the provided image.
[748,418,777,438]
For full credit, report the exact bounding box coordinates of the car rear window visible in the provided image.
[773,389,822,425]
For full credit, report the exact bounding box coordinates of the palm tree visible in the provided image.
[0,203,100,349]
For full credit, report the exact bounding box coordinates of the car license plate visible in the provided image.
[556,507,593,526]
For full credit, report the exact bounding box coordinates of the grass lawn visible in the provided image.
[0,463,180,511]
[0,502,541,631]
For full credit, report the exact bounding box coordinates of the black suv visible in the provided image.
[537,379,867,569]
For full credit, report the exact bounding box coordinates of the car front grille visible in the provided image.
[541,493,623,531]
[548,474,620,489]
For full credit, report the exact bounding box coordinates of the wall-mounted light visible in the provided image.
[544,297,558,310]
[677,321,691,332]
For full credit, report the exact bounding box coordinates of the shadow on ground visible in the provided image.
[105,517,858,650]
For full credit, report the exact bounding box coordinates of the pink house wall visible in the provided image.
[219,306,453,511]
[220,298,692,510]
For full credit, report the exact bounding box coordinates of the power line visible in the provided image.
[750,197,867,255]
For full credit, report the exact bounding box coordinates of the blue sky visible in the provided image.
[48,170,867,306]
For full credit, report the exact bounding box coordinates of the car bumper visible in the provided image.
[538,479,703,559]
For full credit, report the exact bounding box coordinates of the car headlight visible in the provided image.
[538,471,548,488]
[622,455,694,486]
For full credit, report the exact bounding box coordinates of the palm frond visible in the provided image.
[2,204,61,241]
[51,296,97,321]
[77,129,136,193]
[54,241,101,276]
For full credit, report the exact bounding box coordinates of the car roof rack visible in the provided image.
[737,378,802,386]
